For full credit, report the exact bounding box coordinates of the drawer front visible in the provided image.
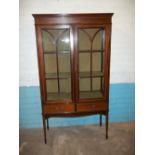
[77,102,107,112]
[43,104,74,114]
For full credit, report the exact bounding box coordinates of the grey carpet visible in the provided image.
[19,122,134,155]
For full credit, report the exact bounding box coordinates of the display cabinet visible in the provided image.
[33,13,113,143]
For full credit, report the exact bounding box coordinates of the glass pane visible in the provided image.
[46,80,58,93]
[92,78,101,91]
[58,30,70,51]
[78,28,105,99]
[42,28,71,100]
[79,78,103,99]
[78,29,91,51]
[80,78,90,91]
[79,53,90,72]
[58,54,71,73]
[42,29,70,52]
[42,30,57,52]
[92,53,101,72]
[44,54,57,74]
[60,79,71,93]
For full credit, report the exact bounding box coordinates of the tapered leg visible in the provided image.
[106,112,109,139]
[100,114,102,126]
[47,118,49,130]
[42,115,47,144]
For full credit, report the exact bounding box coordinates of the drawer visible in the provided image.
[77,102,107,112]
[43,104,74,114]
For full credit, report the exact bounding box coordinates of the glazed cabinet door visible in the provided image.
[39,25,74,103]
[77,26,106,101]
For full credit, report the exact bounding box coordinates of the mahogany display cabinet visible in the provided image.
[33,13,113,143]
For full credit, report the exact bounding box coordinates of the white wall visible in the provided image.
[19,0,135,86]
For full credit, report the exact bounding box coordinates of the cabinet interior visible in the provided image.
[42,28,105,101]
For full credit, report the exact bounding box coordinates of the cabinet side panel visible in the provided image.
[104,24,112,106]
[35,26,46,107]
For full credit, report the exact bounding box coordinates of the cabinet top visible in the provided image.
[32,13,113,25]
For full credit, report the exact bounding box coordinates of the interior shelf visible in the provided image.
[44,50,104,54]
[44,51,70,54]
[47,92,71,100]
[79,91,103,99]
[46,91,103,100]
[45,71,103,79]
[45,72,71,79]
[79,71,103,78]
[79,50,104,53]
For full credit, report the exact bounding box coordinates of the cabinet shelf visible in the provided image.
[79,50,105,53]
[47,92,71,100]
[79,71,103,78]
[44,50,104,54]
[44,51,70,54]
[47,91,103,100]
[45,72,71,79]
[80,91,103,99]
[45,71,103,79]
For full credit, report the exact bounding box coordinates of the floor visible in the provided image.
[19,122,135,155]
